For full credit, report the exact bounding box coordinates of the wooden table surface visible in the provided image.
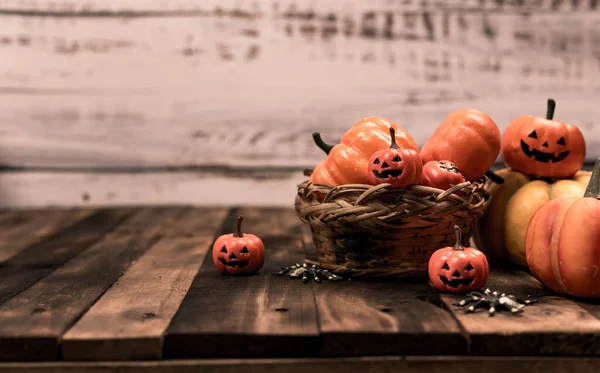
[0,205,600,372]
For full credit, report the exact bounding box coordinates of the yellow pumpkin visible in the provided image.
[472,168,532,264]
[474,168,591,267]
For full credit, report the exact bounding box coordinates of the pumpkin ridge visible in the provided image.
[550,199,577,295]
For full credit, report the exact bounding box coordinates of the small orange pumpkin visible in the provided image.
[367,127,423,187]
[420,160,467,190]
[428,225,489,293]
[526,158,600,298]
[212,215,265,275]
[501,98,585,179]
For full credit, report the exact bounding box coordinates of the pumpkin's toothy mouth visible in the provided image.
[219,258,250,268]
[520,140,569,163]
[372,169,403,179]
[439,164,460,173]
[439,276,473,288]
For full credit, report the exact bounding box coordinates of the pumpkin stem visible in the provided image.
[583,158,600,199]
[484,170,504,184]
[234,215,244,237]
[388,127,399,149]
[312,132,335,155]
[452,225,464,251]
[546,98,556,120]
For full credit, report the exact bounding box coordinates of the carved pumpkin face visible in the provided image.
[367,127,423,187]
[501,99,585,179]
[212,216,265,275]
[420,160,467,190]
[428,225,489,293]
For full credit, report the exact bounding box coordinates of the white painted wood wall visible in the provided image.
[0,0,599,208]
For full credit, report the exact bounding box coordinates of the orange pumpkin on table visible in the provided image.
[309,116,419,187]
[420,108,501,182]
[428,225,489,293]
[212,216,265,275]
[526,158,600,298]
[501,98,586,179]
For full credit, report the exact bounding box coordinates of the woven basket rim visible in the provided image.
[295,177,495,221]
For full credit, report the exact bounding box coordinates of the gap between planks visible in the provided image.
[438,269,600,356]
[61,207,230,361]
[0,208,97,263]
[0,206,202,361]
[164,207,320,359]
[0,208,135,308]
[301,227,466,356]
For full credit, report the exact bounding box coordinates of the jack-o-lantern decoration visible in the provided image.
[526,158,600,298]
[367,127,423,187]
[212,215,265,275]
[428,225,489,293]
[501,98,586,179]
[420,160,467,190]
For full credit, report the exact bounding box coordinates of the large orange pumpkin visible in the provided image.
[309,116,419,187]
[420,108,501,182]
[501,98,585,179]
[526,158,600,298]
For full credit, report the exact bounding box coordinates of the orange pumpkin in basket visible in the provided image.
[502,98,585,179]
[420,160,467,190]
[526,159,600,298]
[309,116,419,187]
[420,108,501,182]
[367,127,423,187]
[428,225,489,293]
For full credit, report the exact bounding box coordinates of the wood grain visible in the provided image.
[164,207,320,358]
[0,209,95,263]
[0,170,304,208]
[302,229,465,356]
[0,208,133,306]
[61,207,229,361]
[0,0,599,173]
[0,208,133,267]
[439,269,600,356]
[0,207,190,361]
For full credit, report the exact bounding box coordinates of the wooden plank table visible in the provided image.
[0,206,599,372]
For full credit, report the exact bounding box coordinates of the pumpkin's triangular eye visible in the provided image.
[557,137,566,145]
[373,158,380,164]
[241,246,249,254]
[442,263,450,270]
[528,130,538,139]
[392,155,401,162]
[221,246,227,253]
[465,263,474,271]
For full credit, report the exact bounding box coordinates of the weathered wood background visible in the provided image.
[0,0,599,207]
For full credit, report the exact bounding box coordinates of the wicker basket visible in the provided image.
[294,175,497,278]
